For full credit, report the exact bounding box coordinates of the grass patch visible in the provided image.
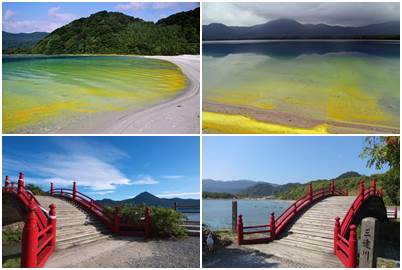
[2,256,20,268]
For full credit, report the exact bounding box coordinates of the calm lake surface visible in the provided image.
[203,40,400,130]
[203,199,291,230]
[3,55,186,133]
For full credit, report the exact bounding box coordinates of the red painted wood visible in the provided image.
[4,174,56,268]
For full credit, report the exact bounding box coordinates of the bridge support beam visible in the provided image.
[18,172,25,194]
[145,207,151,238]
[308,183,313,202]
[49,204,57,248]
[73,181,77,201]
[5,175,10,192]
[113,207,121,234]
[237,215,244,245]
[270,212,276,240]
[348,225,357,268]
[334,217,340,255]
[21,207,38,268]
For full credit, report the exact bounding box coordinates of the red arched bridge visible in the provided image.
[236,179,398,268]
[3,173,151,268]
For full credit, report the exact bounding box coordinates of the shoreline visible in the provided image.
[203,101,399,134]
[55,55,200,134]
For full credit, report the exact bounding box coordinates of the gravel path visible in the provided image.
[45,236,200,268]
[203,244,308,268]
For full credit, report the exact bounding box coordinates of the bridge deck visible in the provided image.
[246,196,356,267]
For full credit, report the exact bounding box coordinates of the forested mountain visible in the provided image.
[27,8,199,55]
[203,19,400,40]
[3,31,48,49]
[203,171,394,204]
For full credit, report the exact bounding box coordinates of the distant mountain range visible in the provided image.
[203,19,400,40]
[2,31,48,49]
[97,191,199,208]
[203,171,366,199]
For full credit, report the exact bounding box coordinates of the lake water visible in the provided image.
[203,199,291,230]
[203,40,400,131]
[3,56,186,133]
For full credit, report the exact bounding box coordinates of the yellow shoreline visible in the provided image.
[202,111,329,134]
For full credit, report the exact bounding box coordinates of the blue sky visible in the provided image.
[2,2,199,33]
[203,136,388,184]
[3,136,200,200]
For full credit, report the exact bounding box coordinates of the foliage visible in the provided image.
[360,136,400,205]
[202,192,236,199]
[2,227,23,243]
[26,183,46,196]
[31,9,199,55]
[2,257,20,268]
[106,204,187,238]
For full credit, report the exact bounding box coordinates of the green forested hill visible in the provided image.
[275,173,395,205]
[32,8,199,55]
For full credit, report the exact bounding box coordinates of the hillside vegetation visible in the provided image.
[32,8,199,55]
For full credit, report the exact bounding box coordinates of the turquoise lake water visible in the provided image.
[203,199,291,229]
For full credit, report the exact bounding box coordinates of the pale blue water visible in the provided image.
[203,199,291,229]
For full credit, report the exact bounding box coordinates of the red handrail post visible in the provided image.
[72,181,77,201]
[21,207,38,267]
[49,204,57,248]
[50,182,54,196]
[308,183,313,202]
[18,172,25,194]
[113,207,121,234]
[394,207,398,219]
[334,217,340,255]
[359,178,364,199]
[270,212,276,240]
[348,225,357,268]
[237,215,244,245]
[145,207,151,238]
[345,189,348,196]
[5,175,10,192]
[371,178,376,195]
[330,179,334,195]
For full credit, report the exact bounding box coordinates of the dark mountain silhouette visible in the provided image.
[97,191,199,208]
[2,31,48,49]
[203,19,400,40]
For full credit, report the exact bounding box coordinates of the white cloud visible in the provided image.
[116,2,148,11]
[48,7,77,22]
[160,175,184,179]
[89,190,115,195]
[130,176,158,185]
[156,192,199,198]
[4,10,15,20]
[3,139,135,191]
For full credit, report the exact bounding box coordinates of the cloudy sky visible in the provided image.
[3,2,199,33]
[3,136,200,200]
[203,136,387,183]
[203,2,399,27]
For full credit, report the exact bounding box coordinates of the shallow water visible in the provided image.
[203,199,291,230]
[3,56,187,133]
[203,40,400,131]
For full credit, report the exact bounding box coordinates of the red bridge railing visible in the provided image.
[334,178,385,268]
[3,173,56,268]
[50,181,151,237]
[237,179,347,245]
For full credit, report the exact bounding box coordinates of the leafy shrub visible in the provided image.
[26,184,46,196]
[106,204,187,238]
[2,227,22,243]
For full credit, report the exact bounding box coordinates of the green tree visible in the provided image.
[360,136,400,205]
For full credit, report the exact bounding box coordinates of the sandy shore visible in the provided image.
[58,55,200,134]
[203,101,399,134]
